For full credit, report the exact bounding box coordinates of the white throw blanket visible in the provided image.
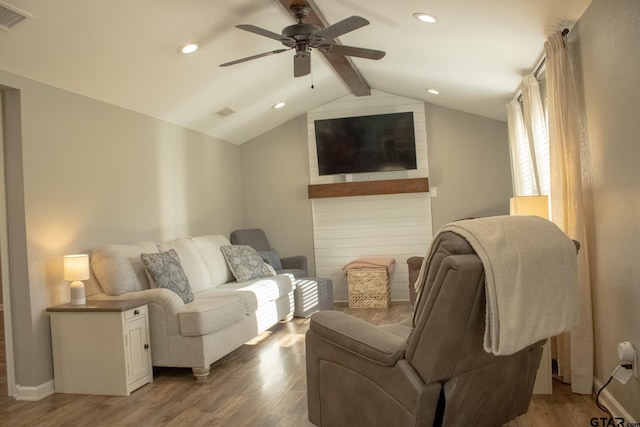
[439,216,579,356]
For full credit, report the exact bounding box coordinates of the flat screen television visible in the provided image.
[314,112,417,176]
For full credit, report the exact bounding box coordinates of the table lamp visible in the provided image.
[64,254,89,305]
[509,195,549,219]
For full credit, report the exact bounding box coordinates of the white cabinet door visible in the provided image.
[125,314,151,386]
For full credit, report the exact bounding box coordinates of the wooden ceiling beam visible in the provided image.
[276,0,372,96]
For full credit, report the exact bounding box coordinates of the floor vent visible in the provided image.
[0,2,31,31]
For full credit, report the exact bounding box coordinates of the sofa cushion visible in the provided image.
[195,288,258,315]
[141,249,194,304]
[91,241,158,296]
[220,245,274,282]
[179,296,247,336]
[158,237,211,294]
[257,249,283,270]
[191,235,234,287]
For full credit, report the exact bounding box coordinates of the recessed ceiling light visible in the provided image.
[180,43,199,54]
[426,89,440,95]
[413,13,439,24]
[272,101,286,110]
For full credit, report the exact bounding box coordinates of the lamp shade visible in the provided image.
[509,195,549,219]
[63,254,90,281]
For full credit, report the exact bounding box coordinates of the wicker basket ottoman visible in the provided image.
[347,267,390,308]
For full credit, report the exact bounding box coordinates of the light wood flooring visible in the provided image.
[0,303,603,426]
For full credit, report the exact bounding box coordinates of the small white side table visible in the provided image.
[47,300,153,396]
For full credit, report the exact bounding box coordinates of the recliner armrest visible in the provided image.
[309,310,407,366]
[280,255,308,275]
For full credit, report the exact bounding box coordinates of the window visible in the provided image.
[507,72,550,197]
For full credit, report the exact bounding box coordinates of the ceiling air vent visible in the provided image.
[0,1,32,32]
[213,107,236,119]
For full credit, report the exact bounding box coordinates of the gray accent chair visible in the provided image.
[230,228,307,279]
[306,230,551,427]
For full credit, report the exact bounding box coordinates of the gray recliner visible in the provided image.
[306,228,560,427]
[230,228,308,279]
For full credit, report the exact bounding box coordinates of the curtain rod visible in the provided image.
[515,28,569,103]
[532,28,570,79]
[532,57,546,79]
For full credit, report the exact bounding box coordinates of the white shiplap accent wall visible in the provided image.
[307,91,434,301]
[313,194,433,301]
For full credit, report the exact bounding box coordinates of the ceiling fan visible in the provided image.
[220,5,386,78]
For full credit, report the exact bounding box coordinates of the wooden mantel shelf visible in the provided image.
[308,177,429,199]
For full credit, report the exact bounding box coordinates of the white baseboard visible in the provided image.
[14,379,55,401]
[593,377,637,424]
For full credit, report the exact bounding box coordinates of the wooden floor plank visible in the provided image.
[0,303,604,426]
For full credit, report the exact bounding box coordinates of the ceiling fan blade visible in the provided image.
[314,16,369,40]
[236,24,289,43]
[220,49,289,67]
[293,53,311,77]
[322,44,386,60]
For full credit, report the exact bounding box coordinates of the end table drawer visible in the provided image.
[125,304,147,320]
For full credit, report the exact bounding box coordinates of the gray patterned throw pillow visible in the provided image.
[141,249,194,303]
[257,249,283,270]
[220,245,275,282]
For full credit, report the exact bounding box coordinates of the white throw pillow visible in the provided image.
[158,237,210,294]
[91,241,158,296]
[192,235,235,287]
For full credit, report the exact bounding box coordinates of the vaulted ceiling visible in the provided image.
[0,0,591,144]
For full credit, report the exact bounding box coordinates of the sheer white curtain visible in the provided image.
[521,74,550,196]
[507,99,536,195]
[507,74,550,197]
[545,31,594,395]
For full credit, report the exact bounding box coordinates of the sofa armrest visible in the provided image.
[280,255,308,275]
[309,310,407,366]
[90,288,185,315]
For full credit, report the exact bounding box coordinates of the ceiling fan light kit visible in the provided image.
[219,4,385,79]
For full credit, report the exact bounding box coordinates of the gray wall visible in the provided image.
[1,70,243,390]
[239,104,512,276]
[425,104,512,230]
[570,0,640,419]
[239,115,315,275]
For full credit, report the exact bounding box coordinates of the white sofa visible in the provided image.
[87,234,293,380]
